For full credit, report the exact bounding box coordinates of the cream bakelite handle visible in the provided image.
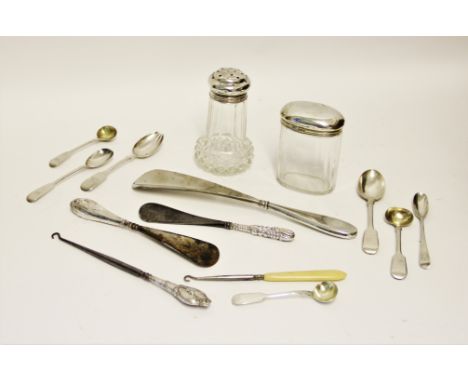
[264,270,347,282]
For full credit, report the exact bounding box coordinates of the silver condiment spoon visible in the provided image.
[231,281,338,306]
[385,207,413,280]
[27,148,113,203]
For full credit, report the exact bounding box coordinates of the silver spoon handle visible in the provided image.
[228,223,295,242]
[49,138,98,167]
[419,221,431,269]
[27,165,85,203]
[232,290,309,305]
[362,201,379,254]
[81,155,134,191]
[391,227,407,280]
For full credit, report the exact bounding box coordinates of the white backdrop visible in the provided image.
[1,37,467,344]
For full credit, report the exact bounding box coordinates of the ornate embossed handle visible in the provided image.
[229,223,295,242]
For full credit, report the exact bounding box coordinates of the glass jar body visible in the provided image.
[277,125,342,194]
[195,98,253,175]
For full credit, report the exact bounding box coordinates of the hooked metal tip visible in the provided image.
[51,232,61,240]
[184,275,194,282]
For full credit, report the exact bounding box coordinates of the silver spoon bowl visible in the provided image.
[357,169,385,254]
[49,125,117,167]
[27,148,113,203]
[231,281,338,305]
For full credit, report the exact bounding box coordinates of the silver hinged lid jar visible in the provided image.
[277,101,345,194]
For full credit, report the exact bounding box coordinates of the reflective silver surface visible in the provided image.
[49,125,117,167]
[132,170,358,239]
[81,131,164,191]
[280,101,344,137]
[357,169,385,254]
[27,148,113,203]
[413,192,431,269]
[209,67,250,103]
[147,276,211,307]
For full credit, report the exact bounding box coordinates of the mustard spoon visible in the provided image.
[385,207,413,280]
[232,281,338,305]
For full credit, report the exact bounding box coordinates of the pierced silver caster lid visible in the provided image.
[209,67,250,104]
[281,101,345,137]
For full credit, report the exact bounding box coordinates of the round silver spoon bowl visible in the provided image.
[132,132,163,158]
[85,148,114,167]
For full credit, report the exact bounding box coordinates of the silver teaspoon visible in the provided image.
[413,192,431,269]
[357,169,385,254]
[80,131,164,191]
[27,148,113,203]
[232,281,338,305]
[49,125,117,167]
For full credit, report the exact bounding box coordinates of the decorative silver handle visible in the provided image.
[147,275,211,307]
[229,223,295,242]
